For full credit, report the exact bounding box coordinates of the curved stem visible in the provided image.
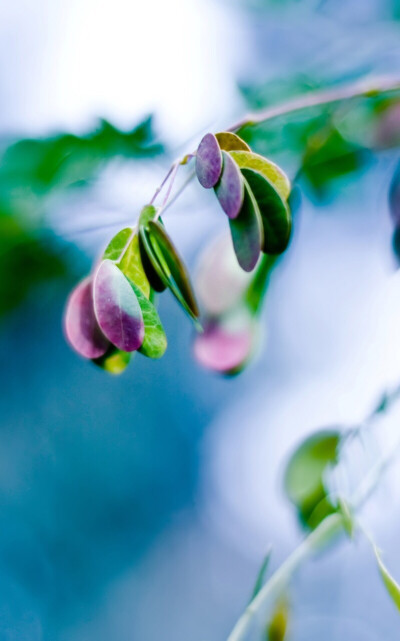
[229,74,400,132]
[226,388,400,641]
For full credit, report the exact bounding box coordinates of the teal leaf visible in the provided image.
[147,220,200,323]
[241,167,292,255]
[229,181,263,272]
[250,548,272,601]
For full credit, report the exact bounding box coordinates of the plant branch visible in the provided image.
[229,74,400,132]
[226,382,400,641]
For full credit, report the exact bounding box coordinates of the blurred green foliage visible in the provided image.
[238,75,400,198]
[0,116,165,317]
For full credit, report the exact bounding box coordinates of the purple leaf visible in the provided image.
[196,133,223,188]
[193,312,254,374]
[64,277,109,359]
[215,151,244,219]
[93,259,144,352]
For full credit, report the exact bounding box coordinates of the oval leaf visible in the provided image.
[241,167,291,255]
[284,430,340,530]
[147,220,200,322]
[119,232,151,298]
[93,346,132,375]
[229,181,263,272]
[196,133,223,189]
[230,150,291,201]
[64,277,109,359]
[129,280,167,359]
[138,205,166,292]
[215,131,251,152]
[215,150,244,219]
[93,259,144,352]
[193,309,254,374]
[195,234,253,315]
[103,227,133,261]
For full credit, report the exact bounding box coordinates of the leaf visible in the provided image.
[93,259,144,352]
[93,346,132,374]
[266,598,289,641]
[215,151,245,219]
[193,307,255,374]
[146,220,200,323]
[118,233,150,298]
[195,233,253,316]
[215,131,251,152]
[103,228,133,261]
[195,133,223,188]
[241,168,291,255]
[129,280,167,359]
[374,546,400,612]
[338,497,354,538]
[64,277,109,359]
[229,181,263,272]
[229,150,291,200]
[250,548,272,601]
[284,430,340,530]
[389,160,400,226]
[138,205,166,292]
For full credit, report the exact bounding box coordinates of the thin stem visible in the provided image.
[226,385,400,641]
[229,74,400,132]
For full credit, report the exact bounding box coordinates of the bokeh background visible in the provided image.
[1,0,400,639]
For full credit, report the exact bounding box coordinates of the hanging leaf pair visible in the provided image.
[195,131,292,272]
[64,205,200,374]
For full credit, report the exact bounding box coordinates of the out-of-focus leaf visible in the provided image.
[193,307,255,375]
[196,133,222,188]
[241,168,291,255]
[250,548,272,600]
[64,277,109,359]
[229,182,263,272]
[284,430,340,530]
[215,131,251,152]
[301,128,367,195]
[266,598,289,641]
[374,546,400,612]
[93,346,132,375]
[230,150,291,200]
[129,280,167,359]
[103,228,133,261]
[146,220,200,323]
[389,161,400,226]
[0,213,66,316]
[93,259,144,352]
[195,234,253,316]
[338,497,354,538]
[215,151,245,219]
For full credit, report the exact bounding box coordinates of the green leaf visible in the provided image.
[284,430,340,530]
[215,131,251,152]
[146,220,200,324]
[138,206,166,293]
[241,168,291,255]
[230,150,291,200]
[93,346,132,375]
[119,233,151,298]
[374,546,400,612]
[103,228,133,261]
[129,280,167,359]
[250,548,272,601]
[338,497,354,538]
